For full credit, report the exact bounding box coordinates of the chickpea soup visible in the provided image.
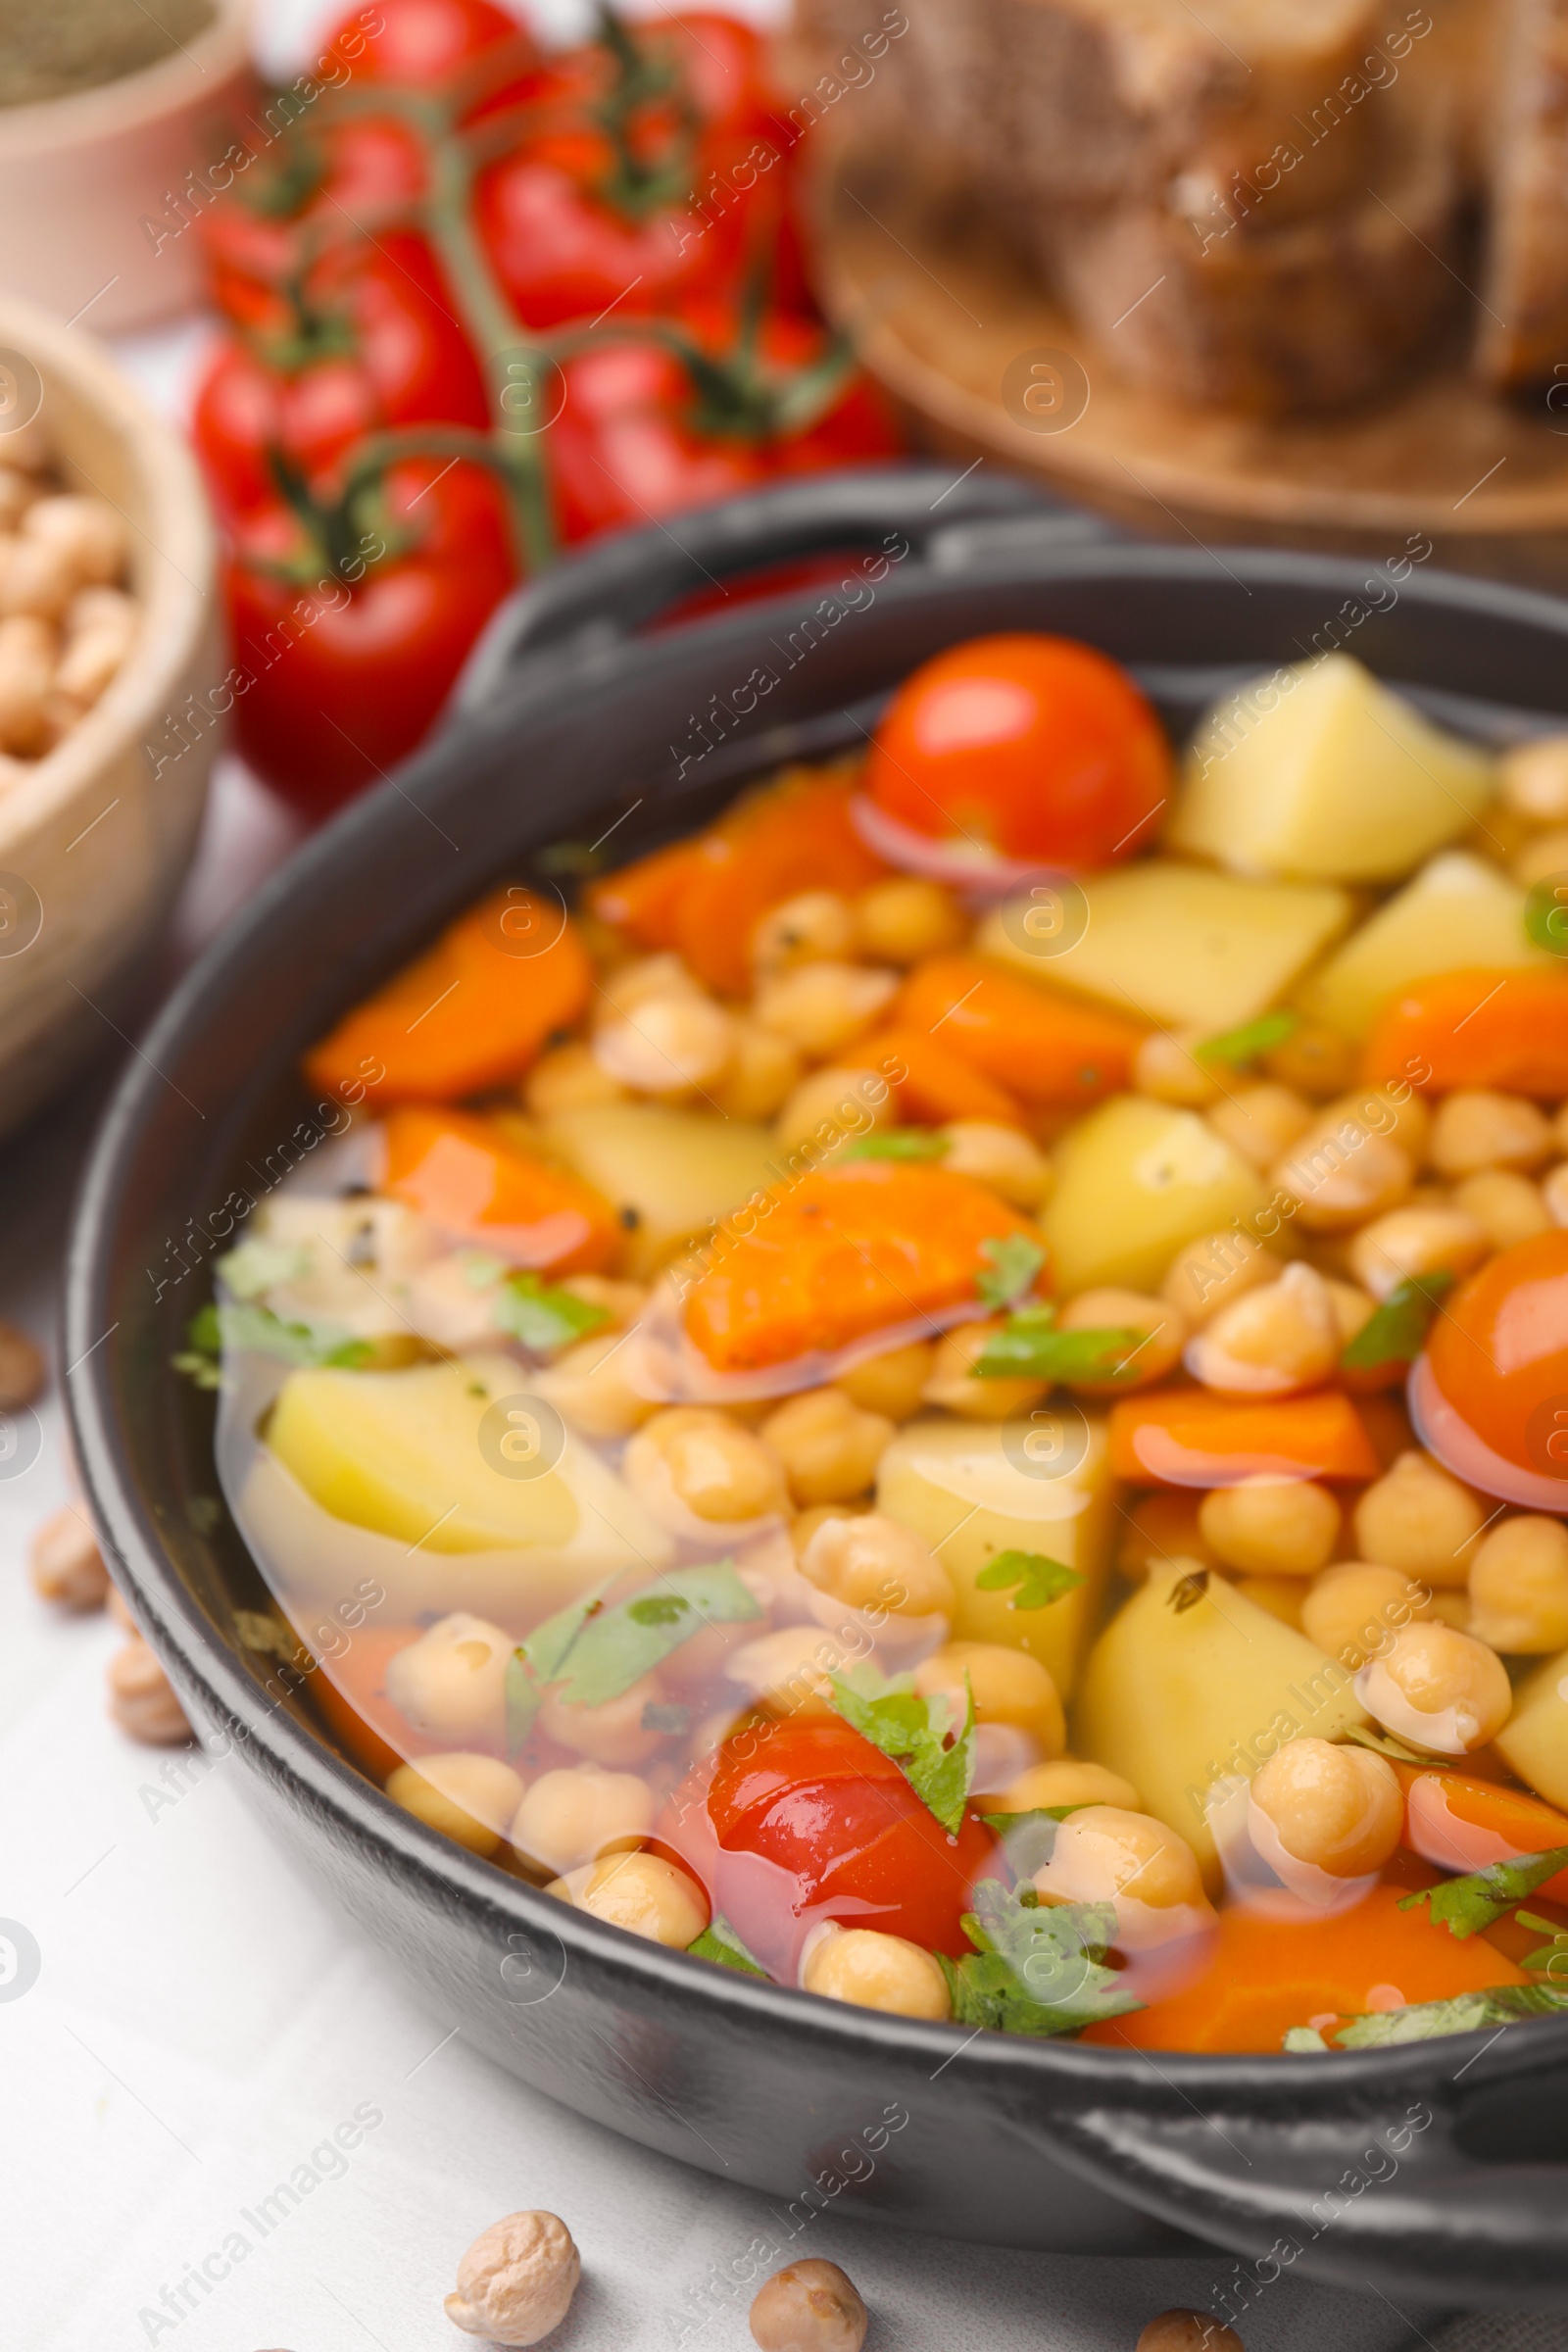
[183,632,1568,2055]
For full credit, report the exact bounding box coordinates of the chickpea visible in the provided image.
[713,1020,802,1120]
[1429,1089,1554,1178]
[385,1612,514,1745]
[0,535,74,622]
[56,585,136,704]
[799,1510,955,1617]
[0,613,55,754]
[107,1637,189,1744]
[853,874,964,963]
[1249,1739,1402,1877]
[1467,1516,1568,1653]
[624,1406,789,1524]
[538,1670,667,1766]
[1451,1169,1551,1250]
[751,889,857,975]
[1134,1029,1222,1105]
[1056,1288,1185,1392]
[593,994,735,1096]
[1359,1622,1513,1753]
[1429,1589,1474,1633]
[1348,1205,1490,1302]
[552,1849,710,1946]
[1262,1019,1357,1101]
[1136,2311,1245,2352]
[939,1120,1054,1209]
[28,1504,108,1610]
[1353,1451,1486,1589]
[913,1642,1065,1753]
[1206,1083,1314,1171]
[791,1500,868,1556]
[1544,1162,1568,1228]
[801,1925,951,2019]
[1301,1562,1434,1667]
[1322,1277,1376,1348]
[1273,1111,1412,1231]
[523,1040,627,1115]
[1514,827,1568,891]
[836,1339,935,1422]
[922,1318,1047,1420]
[997,1758,1141,1812]
[754,961,898,1060]
[1501,733,1568,824]
[1349,1085,1432,1164]
[1235,1575,1305,1628]
[0,467,32,530]
[445,2210,581,2347]
[386,1754,525,1856]
[1161,1229,1285,1328]
[1186,1261,1340,1396]
[535,1328,659,1439]
[510,1765,655,1874]
[1117,1489,1218,1580]
[773,1064,892,1159]
[750,2259,868,2352]
[1198,1478,1340,1576]
[23,493,126,586]
[1033,1806,1206,1930]
[760,1388,895,1505]
[729,1624,855,1713]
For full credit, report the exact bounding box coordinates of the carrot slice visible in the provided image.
[584,838,707,950]
[304,886,592,1106]
[1107,1389,1381,1485]
[671,770,888,996]
[1362,967,1568,1099]
[301,1624,430,1782]
[1083,1884,1528,2054]
[383,1103,618,1273]
[682,1157,1039,1373]
[871,1024,1026,1127]
[1396,1766,1568,1905]
[892,955,1145,1110]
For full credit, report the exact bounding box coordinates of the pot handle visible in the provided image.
[457,463,1063,710]
[1041,2044,1568,2302]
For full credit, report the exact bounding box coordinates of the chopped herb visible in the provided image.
[172,1300,373,1387]
[939,1879,1142,2037]
[505,1564,761,1749]
[973,1550,1085,1611]
[1195,1010,1298,1066]
[1282,2026,1331,2053]
[214,1237,311,1299]
[976,1234,1047,1312]
[1332,1984,1568,2046]
[972,1303,1146,1383]
[688,1913,769,1978]
[1516,1911,1568,1977]
[843,1128,950,1161]
[979,1807,1084,1878]
[1341,1272,1456,1373]
[828,1665,976,1835]
[493,1272,613,1352]
[1397,1845,1568,1938]
[1343,1721,1457,1770]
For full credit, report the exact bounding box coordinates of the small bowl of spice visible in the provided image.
[0,0,254,334]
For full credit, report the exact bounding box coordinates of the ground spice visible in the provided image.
[0,0,217,109]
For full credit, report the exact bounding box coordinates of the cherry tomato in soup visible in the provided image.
[863,632,1173,869]
[1416,1229,1568,1506]
[660,1714,997,1980]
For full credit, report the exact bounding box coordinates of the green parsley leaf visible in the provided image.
[973,1550,1085,1611]
[492,1272,612,1352]
[1343,1720,1454,1769]
[1340,1272,1456,1373]
[979,1806,1085,1878]
[214,1237,312,1299]
[972,1305,1146,1383]
[1332,1984,1568,2046]
[828,1667,976,1835]
[940,1879,1142,2037]
[1397,1844,1568,1938]
[976,1234,1046,1312]
[688,1913,770,1978]
[173,1300,372,1387]
[1195,1010,1298,1066]
[505,1564,763,1748]
[1282,2025,1331,2053]
[1515,1911,1568,1976]
[842,1128,950,1161]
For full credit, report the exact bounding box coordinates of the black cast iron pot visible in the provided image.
[65,466,1568,2308]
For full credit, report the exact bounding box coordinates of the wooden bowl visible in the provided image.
[0,0,254,335]
[0,291,221,1141]
[810,138,1568,592]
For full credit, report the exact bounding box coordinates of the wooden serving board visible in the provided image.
[809,139,1568,590]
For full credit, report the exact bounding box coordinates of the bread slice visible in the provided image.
[1054,116,1464,414]
[1476,0,1568,387]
